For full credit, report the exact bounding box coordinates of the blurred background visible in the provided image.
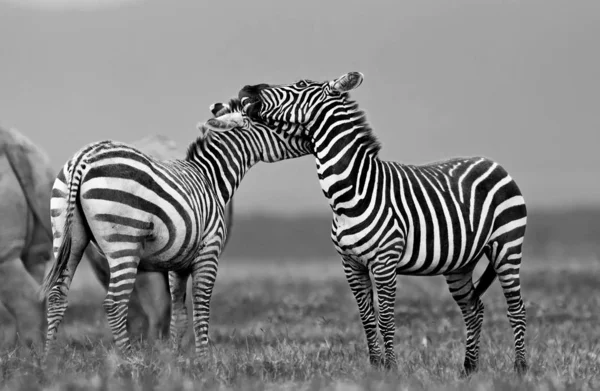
[1,0,599,264]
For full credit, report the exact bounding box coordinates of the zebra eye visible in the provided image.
[297,80,308,88]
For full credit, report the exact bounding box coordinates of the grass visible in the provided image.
[1,251,600,390]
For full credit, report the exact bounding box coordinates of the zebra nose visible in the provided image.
[238,85,257,100]
[238,84,270,100]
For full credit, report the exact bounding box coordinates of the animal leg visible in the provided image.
[44,238,86,358]
[342,257,383,367]
[0,257,46,349]
[371,258,398,370]
[491,240,527,374]
[101,252,141,356]
[444,270,484,375]
[190,253,220,360]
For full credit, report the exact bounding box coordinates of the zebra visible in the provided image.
[84,180,234,342]
[41,98,311,361]
[238,72,529,375]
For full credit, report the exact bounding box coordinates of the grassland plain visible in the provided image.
[1,246,600,390]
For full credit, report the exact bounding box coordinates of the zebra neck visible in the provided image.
[312,115,380,214]
[188,132,260,207]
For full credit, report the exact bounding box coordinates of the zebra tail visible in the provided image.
[472,262,497,300]
[39,160,85,299]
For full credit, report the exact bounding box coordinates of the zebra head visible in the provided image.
[199,98,312,163]
[238,72,365,133]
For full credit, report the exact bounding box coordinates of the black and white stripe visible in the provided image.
[83,192,234,342]
[240,73,528,375]
[41,98,310,360]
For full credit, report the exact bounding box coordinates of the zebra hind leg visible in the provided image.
[44,222,88,361]
[102,252,141,357]
[444,270,485,376]
[342,258,384,368]
[490,240,528,375]
[169,270,189,352]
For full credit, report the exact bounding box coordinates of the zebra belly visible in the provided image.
[331,214,405,266]
[395,226,489,276]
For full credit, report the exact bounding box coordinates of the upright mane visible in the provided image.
[342,94,381,156]
[185,97,244,161]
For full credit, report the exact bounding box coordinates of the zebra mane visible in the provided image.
[185,97,244,161]
[342,94,381,156]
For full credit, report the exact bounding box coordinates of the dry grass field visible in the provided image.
[1,244,599,390]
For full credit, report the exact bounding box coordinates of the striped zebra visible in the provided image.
[41,98,311,361]
[84,185,234,342]
[239,72,529,375]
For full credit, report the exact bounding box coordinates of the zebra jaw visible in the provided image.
[240,97,262,121]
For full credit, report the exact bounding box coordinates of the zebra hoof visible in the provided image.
[515,360,528,376]
[384,359,398,372]
[192,357,209,371]
[369,354,384,369]
[460,360,478,378]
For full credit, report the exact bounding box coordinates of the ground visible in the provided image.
[0,250,599,390]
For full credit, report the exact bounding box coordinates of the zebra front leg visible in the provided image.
[169,270,189,351]
[342,258,384,368]
[190,252,220,362]
[372,260,398,370]
[102,254,141,357]
[444,271,485,375]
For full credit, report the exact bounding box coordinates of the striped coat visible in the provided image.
[239,72,529,375]
[41,99,310,360]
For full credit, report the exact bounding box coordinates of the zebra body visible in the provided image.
[330,157,524,276]
[83,197,234,342]
[54,144,217,269]
[239,73,528,375]
[42,99,310,360]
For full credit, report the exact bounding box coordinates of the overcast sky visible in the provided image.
[1,0,598,215]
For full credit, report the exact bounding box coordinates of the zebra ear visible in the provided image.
[330,72,364,94]
[204,118,235,131]
[203,112,243,132]
[210,102,231,117]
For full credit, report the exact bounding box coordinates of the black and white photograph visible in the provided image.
[0,0,598,389]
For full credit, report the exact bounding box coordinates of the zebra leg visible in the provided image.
[44,232,88,359]
[169,270,189,351]
[342,257,384,367]
[102,254,141,356]
[371,261,398,370]
[444,271,484,375]
[190,253,219,361]
[493,245,527,374]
